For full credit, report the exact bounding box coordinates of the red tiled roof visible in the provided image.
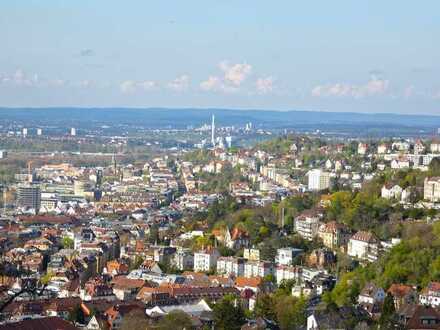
[0,317,79,330]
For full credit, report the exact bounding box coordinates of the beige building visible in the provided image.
[318,221,351,250]
[424,177,440,202]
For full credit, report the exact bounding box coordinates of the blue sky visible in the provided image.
[0,0,439,114]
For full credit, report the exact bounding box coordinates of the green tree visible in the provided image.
[120,309,149,330]
[274,295,307,330]
[213,295,246,330]
[157,310,194,330]
[254,294,277,321]
[379,293,396,328]
[61,237,74,249]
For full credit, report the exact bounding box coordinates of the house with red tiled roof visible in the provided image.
[105,259,129,276]
[80,277,116,302]
[234,277,263,294]
[111,275,146,300]
[388,284,417,310]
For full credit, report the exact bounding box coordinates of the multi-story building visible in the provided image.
[276,265,302,285]
[308,169,330,191]
[275,248,303,266]
[172,248,194,271]
[17,184,41,213]
[216,257,245,276]
[193,248,220,272]
[243,248,260,261]
[294,211,322,241]
[424,177,440,202]
[318,221,351,250]
[347,231,379,262]
[244,260,274,278]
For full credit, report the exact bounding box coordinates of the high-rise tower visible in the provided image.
[211,115,215,147]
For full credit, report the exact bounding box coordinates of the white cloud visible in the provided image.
[120,80,158,93]
[311,76,390,98]
[0,69,38,87]
[200,61,253,93]
[200,76,222,91]
[168,75,190,92]
[256,76,275,94]
[219,61,252,86]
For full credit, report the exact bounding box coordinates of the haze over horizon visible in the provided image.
[1,1,439,114]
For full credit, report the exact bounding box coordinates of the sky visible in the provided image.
[0,0,439,114]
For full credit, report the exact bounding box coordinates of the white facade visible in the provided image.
[276,266,301,285]
[216,257,245,276]
[424,177,440,202]
[294,215,321,241]
[308,169,330,191]
[193,250,219,272]
[275,248,302,266]
[244,261,274,278]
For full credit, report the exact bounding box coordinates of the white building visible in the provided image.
[216,257,245,276]
[294,212,321,241]
[244,261,274,278]
[420,282,440,307]
[308,169,330,191]
[276,265,302,285]
[275,248,303,266]
[172,249,194,271]
[358,283,385,305]
[70,127,76,136]
[193,248,220,272]
[381,184,403,200]
[347,231,379,262]
[358,143,368,155]
[424,177,440,202]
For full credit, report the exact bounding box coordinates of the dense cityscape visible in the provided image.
[2,1,440,329]
[0,110,439,329]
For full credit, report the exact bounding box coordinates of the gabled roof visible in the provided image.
[351,231,378,243]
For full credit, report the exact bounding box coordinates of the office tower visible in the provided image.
[17,184,41,213]
[37,128,42,136]
[96,169,103,187]
[22,128,28,137]
[211,115,215,147]
[308,169,331,191]
[226,136,232,148]
[70,127,76,136]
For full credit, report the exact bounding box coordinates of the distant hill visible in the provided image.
[0,107,439,130]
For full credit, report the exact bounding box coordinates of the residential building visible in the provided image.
[216,257,245,276]
[347,231,379,262]
[424,177,440,202]
[275,247,303,266]
[244,260,274,278]
[308,169,330,191]
[193,248,220,272]
[420,282,440,307]
[318,221,351,250]
[294,211,322,241]
[381,184,403,200]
